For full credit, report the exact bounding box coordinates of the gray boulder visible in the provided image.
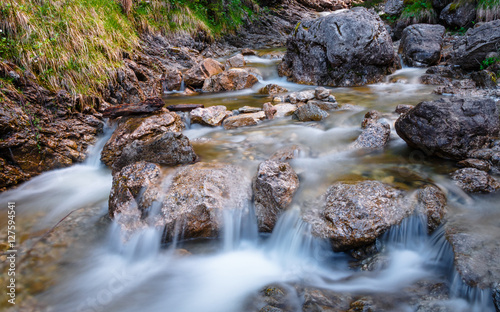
[385,0,404,15]
[400,24,445,67]
[439,1,476,29]
[278,7,399,87]
[293,103,329,121]
[254,160,300,232]
[395,97,500,160]
[450,20,500,70]
[113,132,197,171]
[304,181,412,250]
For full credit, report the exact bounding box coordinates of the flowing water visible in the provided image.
[1,51,498,311]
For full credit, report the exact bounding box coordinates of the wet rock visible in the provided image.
[279,7,399,87]
[420,74,452,85]
[400,24,445,67]
[445,217,500,288]
[395,97,500,160]
[259,84,288,96]
[225,53,245,68]
[263,102,277,120]
[162,162,252,240]
[242,48,257,56]
[223,114,258,130]
[395,104,414,114]
[162,68,183,91]
[113,132,197,171]
[439,1,476,29]
[352,110,391,149]
[416,185,447,232]
[451,168,500,193]
[293,103,329,121]
[302,288,352,312]
[288,90,315,104]
[183,58,224,88]
[304,181,411,250]
[274,104,298,118]
[190,105,231,127]
[109,161,162,218]
[450,20,500,70]
[101,110,184,168]
[202,68,259,92]
[425,65,466,79]
[471,70,498,89]
[385,0,404,15]
[457,158,491,172]
[239,106,262,114]
[269,144,305,162]
[306,100,339,111]
[254,160,300,232]
[314,87,330,100]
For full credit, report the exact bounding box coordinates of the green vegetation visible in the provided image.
[0,0,258,96]
[400,0,437,23]
[480,55,500,70]
[477,0,500,21]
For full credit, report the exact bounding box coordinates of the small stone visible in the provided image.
[451,168,500,193]
[238,106,262,114]
[293,103,329,121]
[457,159,491,172]
[314,87,330,100]
[263,102,277,120]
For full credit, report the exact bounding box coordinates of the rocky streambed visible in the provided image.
[1,6,500,312]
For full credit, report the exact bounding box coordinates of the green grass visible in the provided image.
[400,0,437,23]
[0,0,258,97]
[477,0,500,21]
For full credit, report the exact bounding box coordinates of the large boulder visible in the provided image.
[385,0,404,15]
[445,215,500,289]
[100,110,184,169]
[400,24,445,67]
[395,97,500,160]
[112,132,197,171]
[450,20,500,70]
[439,1,476,29]
[254,160,300,232]
[304,181,412,250]
[190,105,231,127]
[109,162,252,241]
[183,58,224,88]
[202,68,259,92]
[161,162,252,240]
[278,7,399,87]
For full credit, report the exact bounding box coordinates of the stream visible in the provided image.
[1,51,498,311]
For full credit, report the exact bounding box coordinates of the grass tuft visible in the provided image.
[399,0,437,24]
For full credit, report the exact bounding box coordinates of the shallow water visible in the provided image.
[1,53,498,311]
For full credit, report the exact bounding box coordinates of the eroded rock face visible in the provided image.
[451,168,500,193]
[279,7,399,87]
[113,132,197,171]
[395,97,500,160]
[304,181,412,250]
[254,160,300,232]
[183,58,225,88]
[450,20,500,70]
[190,105,231,127]
[202,68,259,92]
[101,110,184,168]
[161,162,252,240]
[400,24,445,67]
